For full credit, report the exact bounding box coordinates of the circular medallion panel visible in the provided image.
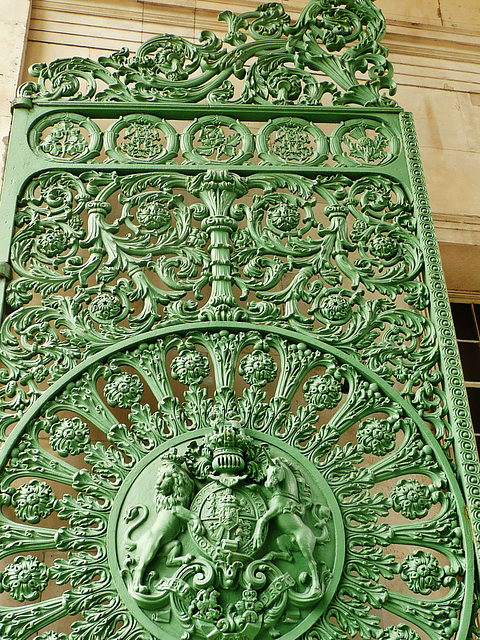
[104,114,179,163]
[29,112,102,162]
[180,115,254,165]
[330,118,400,166]
[256,117,328,166]
[0,323,472,640]
[109,430,344,640]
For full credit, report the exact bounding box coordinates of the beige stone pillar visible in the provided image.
[0,0,31,187]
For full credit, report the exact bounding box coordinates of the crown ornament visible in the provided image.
[210,420,249,475]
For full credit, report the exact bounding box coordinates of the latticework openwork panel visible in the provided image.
[0,2,478,640]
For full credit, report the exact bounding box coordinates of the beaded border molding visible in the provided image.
[401,111,480,551]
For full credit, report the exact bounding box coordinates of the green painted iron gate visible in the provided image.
[0,1,478,640]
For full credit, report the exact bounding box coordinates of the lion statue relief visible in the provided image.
[124,451,204,593]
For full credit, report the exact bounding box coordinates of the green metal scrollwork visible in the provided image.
[0,325,473,640]
[330,118,400,166]
[181,116,254,165]
[104,114,179,164]
[256,117,329,165]
[18,0,395,107]
[29,112,102,162]
[0,1,477,640]
[26,113,404,166]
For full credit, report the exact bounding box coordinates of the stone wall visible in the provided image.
[0,1,30,186]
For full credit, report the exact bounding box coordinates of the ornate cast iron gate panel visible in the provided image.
[0,2,478,640]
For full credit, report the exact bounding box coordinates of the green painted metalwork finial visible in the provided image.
[18,0,396,107]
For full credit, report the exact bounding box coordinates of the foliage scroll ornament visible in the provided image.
[0,116,470,640]
[17,0,396,107]
[0,168,435,418]
[0,165,449,449]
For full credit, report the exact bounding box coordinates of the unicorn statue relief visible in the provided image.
[253,453,331,595]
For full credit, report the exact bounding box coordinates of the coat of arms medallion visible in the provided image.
[109,423,343,640]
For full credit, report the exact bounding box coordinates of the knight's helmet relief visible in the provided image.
[0,2,478,640]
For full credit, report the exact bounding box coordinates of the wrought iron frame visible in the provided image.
[0,2,479,640]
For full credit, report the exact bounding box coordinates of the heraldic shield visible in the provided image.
[0,320,470,640]
[104,327,347,640]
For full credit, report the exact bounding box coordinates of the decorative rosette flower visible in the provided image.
[34,632,69,640]
[369,234,398,260]
[393,364,409,384]
[239,350,278,386]
[36,228,69,257]
[12,480,56,524]
[136,198,171,230]
[171,349,210,385]
[350,219,368,242]
[1,555,49,601]
[357,417,397,456]
[320,293,351,322]
[49,416,90,456]
[379,625,420,640]
[400,550,444,595]
[104,372,144,408]
[88,293,122,322]
[391,479,432,519]
[31,363,49,383]
[267,202,301,231]
[303,373,342,410]
[198,122,226,150]
[187,228,208,248]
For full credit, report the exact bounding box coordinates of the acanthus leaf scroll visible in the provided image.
[18,0,396,107]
